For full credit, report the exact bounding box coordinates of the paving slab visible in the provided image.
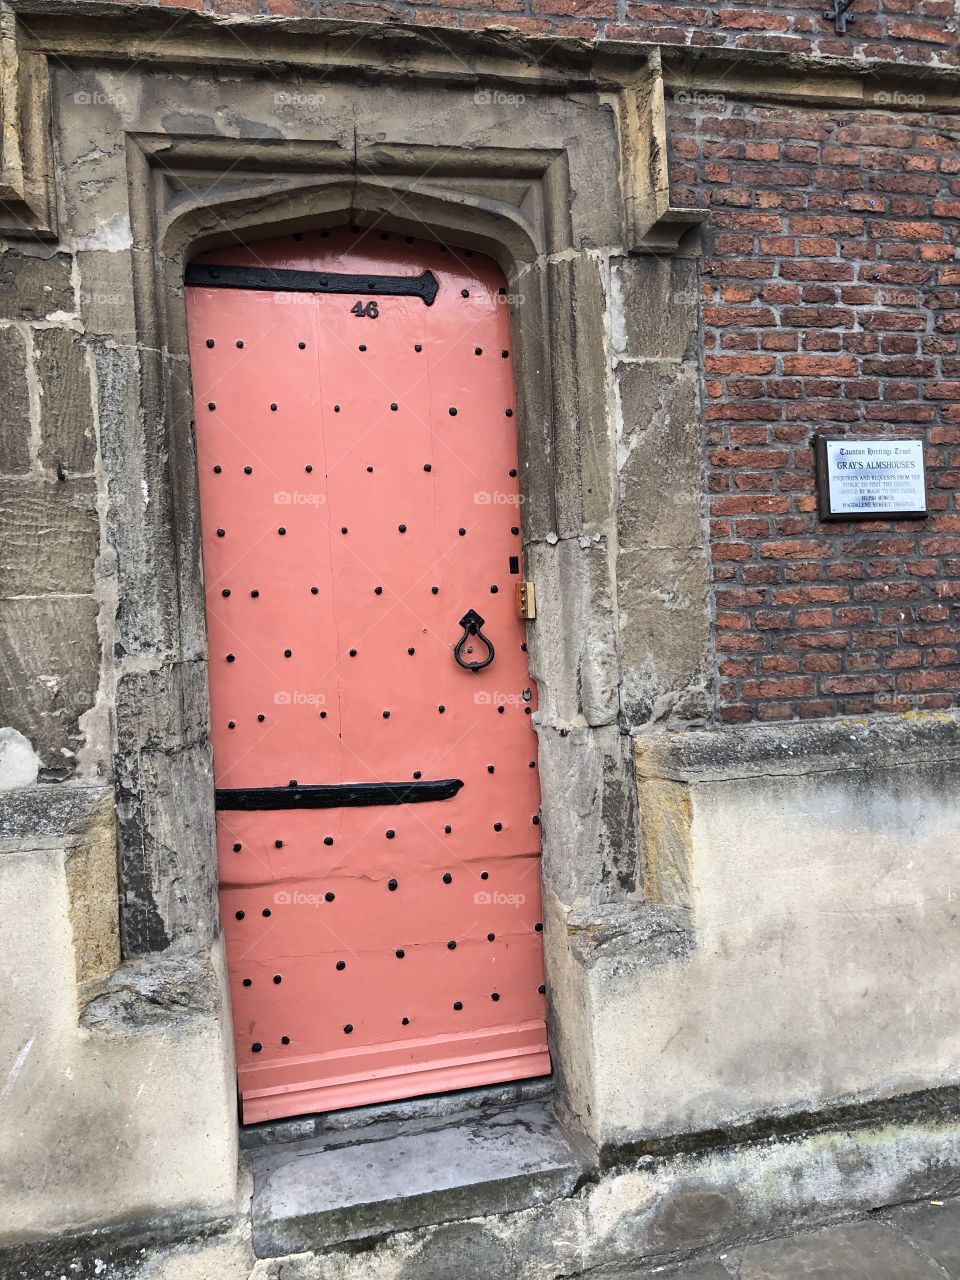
[889,1200,960,1278]
[249,1100,585,1257]
[738,1220,943,1280]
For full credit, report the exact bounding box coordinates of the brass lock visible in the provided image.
[515,581,536,620]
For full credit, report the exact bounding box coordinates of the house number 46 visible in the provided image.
[350,300,379,318]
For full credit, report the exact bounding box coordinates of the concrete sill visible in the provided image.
[249,1100,588,1258]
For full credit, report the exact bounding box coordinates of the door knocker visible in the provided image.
[454,609,495,671]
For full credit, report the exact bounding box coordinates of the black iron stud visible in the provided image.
[258,714,265,722]
[343,1025,353,1034]
[481,871,489,880]
[402,1017,410,1025]
[228,721,236,730]
[336,960,346,970]
[509,468,517,477]
[208,402,216,410]
[217,529,225,538]
[502,350,509,358]
[359,344,367,352]
[236,340,244,349]
[349,648,357,657]
[388,879,398,891]
[390,403,398,411]
[235,910,245,920]
[487,765,494,774]
[262,908,271,917]
[299,342,306,350]
[512,526,520,535]
[448,407,457,416]
[233,843,242,852]
[311,587,319,595]
[453,1001,462,1010]
[538,984,546,994]
[324,836,334,846]
[408,647,415,655]
[413,771,422,779]
[243,978,252,987]
[459,528,466,536]
[487,933,495,941]
[461,289,469,298]
[273,975,282,985]
[305,465,313,473]
[245,466,253,474]
[415,344,422,352]
[251,589,260,598]
[497,706,504,714]
[334,405,340,413]
[325,891,335,902]
[281,1036,290,1045]
[505,409,513,417]
[490,585,498,594]
[447,940,457,950]
[284,649,292,658]
[252,1042,262,1052]
[213,465,222,473]
[383,710,390,719]
[374,586,383,595]
[398,524,406,533]
[438,705,445,714]
[444,825,452,834]
[278,527,286,535]
[535,922,543,932]
[529,761,536,768]
[431,586,439,594]
[386,829,396,839]
[227,654,236,663]
[494,822,502,832]
[367,466,374,473]
[396,949,405,958]
[475,347,482,355]
[206,339,214,348]
[275,839,283,849]
[533,816,541,825]
[222,589,231,598]
[320,711,327,719]
[491,993,500,1002]
[341,527,348,534]
[443,873,452,884]
[424,464,432,472]
[270,403,278,412]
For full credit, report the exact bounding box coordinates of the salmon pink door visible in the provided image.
[185,228,549,1124]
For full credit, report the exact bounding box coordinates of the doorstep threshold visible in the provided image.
[249,1099,588,1258]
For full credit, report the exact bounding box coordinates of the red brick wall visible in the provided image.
[669,100,960,722]
[100,0,955,67]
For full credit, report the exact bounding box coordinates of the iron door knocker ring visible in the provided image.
[454,609,495,671]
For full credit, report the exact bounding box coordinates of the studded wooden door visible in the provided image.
[185,228,549,1124]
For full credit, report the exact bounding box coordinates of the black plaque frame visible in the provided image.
[814,434,929,522]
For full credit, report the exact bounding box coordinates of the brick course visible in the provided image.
[671,101,960,722]
[89,0,957,67]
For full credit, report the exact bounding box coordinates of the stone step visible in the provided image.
[249,1100,587,1258]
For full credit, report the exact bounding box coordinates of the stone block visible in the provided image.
[250,1101,586,1256]
[0,327,32,473]
[738,1220,942,1279]
[614,256,699,362]
[0,477,98,595]
[0,596,99,775]
[887,1200,960,1277]
[0,249,73,320]
[34,327,96,472]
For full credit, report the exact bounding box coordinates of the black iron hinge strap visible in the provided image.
[216,779,463,810]
[185,263,439,306]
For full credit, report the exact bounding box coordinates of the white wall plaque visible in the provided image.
[815,437,927,521]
